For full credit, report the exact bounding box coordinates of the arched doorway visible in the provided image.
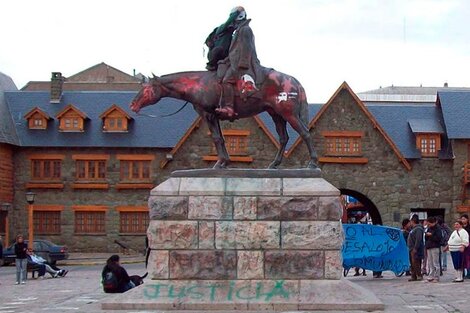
[340,188,382,225]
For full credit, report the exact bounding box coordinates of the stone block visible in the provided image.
[324,250,342,280]
[148,196,188,220]
[226,178,281,196]
[147,250,169,279]
[188,196,233,220]
[148,221,198,249]
[257,197,318,220]
[169,250,237,279]
[233,197,257,220]
[281,221,342,249]
[317,196,342,220]
[237,251,264,279]
[150,177,180,196]
[198,221,215,249]
[180,177,225,195]
[265,251,324,279]
[282,178,339,196]
[215,221,280,249]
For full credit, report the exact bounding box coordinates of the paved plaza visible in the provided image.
[0,261,469,313]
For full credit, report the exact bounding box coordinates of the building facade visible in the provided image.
[1,66,469,252]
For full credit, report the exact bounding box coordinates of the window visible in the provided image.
[0,211,6,233]
[120,160,151,181]
[73,206,107,234]
[56,105,87,132]
[71,155,110,189]
[76,160,107,180]
[31,159,62,180]
[34,211,61,234]
[100,105,131,132]
[416,133,441,157]
[323,131,363,156]
[203,130,253,162]
[118,207,149,234]
[24,107,51,130]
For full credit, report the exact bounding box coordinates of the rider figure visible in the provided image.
[205,6,261,118]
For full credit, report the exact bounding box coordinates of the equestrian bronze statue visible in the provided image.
[130,7,318,169]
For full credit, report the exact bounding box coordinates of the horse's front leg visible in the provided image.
[268,114,288,169]
[204,113,230,169]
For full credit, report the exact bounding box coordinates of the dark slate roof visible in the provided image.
[408,119,444,134]
[257,104,322,151]
[0,72,19,145]
[365,103,452,159]
[360,86,470,95]
[437,91,470,139]
[5,91,198,148]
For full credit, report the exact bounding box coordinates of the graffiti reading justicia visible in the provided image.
[143,280,291,302]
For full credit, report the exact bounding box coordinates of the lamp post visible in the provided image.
[1,202,11,246]
[25,192,35,249]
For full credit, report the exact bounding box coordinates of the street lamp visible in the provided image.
[25,192,36,249]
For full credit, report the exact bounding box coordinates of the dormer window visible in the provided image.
[56,105,87,132]
[24,107,51,130]
[408,119,444,158]
[99,104,132,132]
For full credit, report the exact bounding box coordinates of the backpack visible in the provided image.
[440,225,450,247]
[102,271,118,293]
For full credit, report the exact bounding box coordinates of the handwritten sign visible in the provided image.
[341,224,410,274]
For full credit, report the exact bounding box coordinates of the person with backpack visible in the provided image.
[102,255,135,293]
[437,216,451,272]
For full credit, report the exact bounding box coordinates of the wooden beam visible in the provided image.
[25,183,64,189]
[319,157,369,164]
[115,183,154,190]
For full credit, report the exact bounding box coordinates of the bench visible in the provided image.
[27,263,43,279]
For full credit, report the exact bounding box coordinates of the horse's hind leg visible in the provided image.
[284,114,319,169]
[268,114,288,169]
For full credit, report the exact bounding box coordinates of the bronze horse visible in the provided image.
[130,70,318,169]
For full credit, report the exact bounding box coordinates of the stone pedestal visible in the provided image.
[102,170,383,311]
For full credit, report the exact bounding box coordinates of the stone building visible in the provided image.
[1,65,469,252]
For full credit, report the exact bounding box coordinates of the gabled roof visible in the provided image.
[358,85,470,102]
[366,104,452,160]
[56,104,88,119]
[5,91,198,148]
[99,104,132,120]
[408,119,444,134]
[67,62,141,83]
[24,107,52,120]
[437,91,470,139]
[0,72,19,145]
[288,82,412,170]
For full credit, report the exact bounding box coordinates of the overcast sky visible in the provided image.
[1,0,469,102]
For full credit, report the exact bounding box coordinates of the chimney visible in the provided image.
[50,72,64,103]
[444,82,448,88]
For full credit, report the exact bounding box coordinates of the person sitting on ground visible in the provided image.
[102,254,135,293]
[27,249,68,278]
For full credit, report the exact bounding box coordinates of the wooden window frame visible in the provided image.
[117,155,154,183]
[25,108,50,130]
[33,205,63,235]
[322,131,364,157]
[117,206,149,234]
[56,106,86,132]
[29,155,64,182]
[0,210,7,234]
[203,129,252,162]
[73,206,107,235]
[416,133,441,158]
[100,105,131,132]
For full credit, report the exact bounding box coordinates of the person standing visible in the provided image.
[460,214,470,279]
[401,218,411,276]
[0,235,3,285]
[446,220,469,282]
[14,234,28,284]
[424,216,442,282]
[437,216,451,272]
[407,215,424,281]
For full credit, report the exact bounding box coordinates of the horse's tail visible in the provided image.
[298,84,309,127]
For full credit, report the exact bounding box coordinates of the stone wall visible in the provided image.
[286,89,455,226]
[147,175,343,281]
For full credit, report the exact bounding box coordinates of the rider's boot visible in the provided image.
[216,84,237,118]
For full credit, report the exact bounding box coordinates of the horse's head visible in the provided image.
[130,75,163,113]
